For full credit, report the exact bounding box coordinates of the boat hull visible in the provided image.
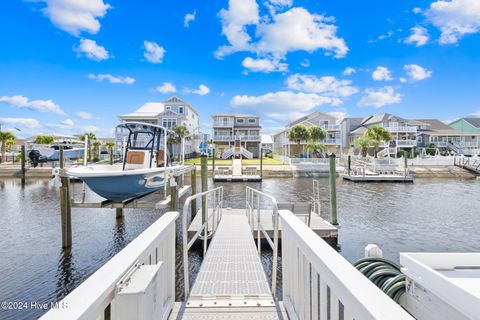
[67,165,178,202]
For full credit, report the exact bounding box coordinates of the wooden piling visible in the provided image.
[260,148,263,179]
[116,208,123,219]
[347,155,351,176]
[212,148,215,176]
[190,168,197,218]
[404,156,408,177]
[21,144,26,178]
[201,155,208,229]
[170,176,179,211]
[59,146,72,248]
[329,154,338,225]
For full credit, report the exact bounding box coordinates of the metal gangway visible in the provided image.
[41,187,414,320]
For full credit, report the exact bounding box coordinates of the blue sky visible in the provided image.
[1,0,480,138]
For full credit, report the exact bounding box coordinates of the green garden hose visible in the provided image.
[353,257,406,303]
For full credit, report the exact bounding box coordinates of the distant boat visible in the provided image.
[67,122,185,202]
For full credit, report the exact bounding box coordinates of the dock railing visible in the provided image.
[245,186,279,297]
[40,211,178,320]
[279,209,414,320]
[182,186,224,299]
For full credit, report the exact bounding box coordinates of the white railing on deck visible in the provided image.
[40,211,178,320]
[279,209,414,320]
[245,187,279,297]
[182,186,223,299]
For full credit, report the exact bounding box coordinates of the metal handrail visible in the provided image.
[182,186,224,300]
[245,186,279,298]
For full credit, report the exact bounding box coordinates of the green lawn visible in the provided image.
[184,157,284,165]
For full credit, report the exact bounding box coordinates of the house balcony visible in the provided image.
[213,135,261,142]
[323,138,341,145]
[381,140,417,148]
[384,126,417,133]
[320,124,341,131]
[212,120,234,127]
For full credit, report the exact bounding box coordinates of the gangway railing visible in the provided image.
[245,186,279,297]
[39,212,178,320]
[182,186,224,299]
[279,209,414,320]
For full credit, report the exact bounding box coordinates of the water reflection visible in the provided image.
[1,176,479,319]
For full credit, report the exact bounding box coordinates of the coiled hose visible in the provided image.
[353,257,406,303]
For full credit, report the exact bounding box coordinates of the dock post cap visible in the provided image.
[365,244,383,258]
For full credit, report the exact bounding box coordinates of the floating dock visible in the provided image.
[188,207,338,245]
[343,174,414,183]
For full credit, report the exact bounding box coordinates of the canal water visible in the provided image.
[1,176,479,319]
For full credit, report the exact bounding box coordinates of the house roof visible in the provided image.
[463,118,480,128]
[119,102,164,118]
[211,113,260,118]
[287,110,337,127]
[361,113,406,126]
[414,119,475,136]
[162,96,199,115]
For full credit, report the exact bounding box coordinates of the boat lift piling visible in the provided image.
[329,154,338,226]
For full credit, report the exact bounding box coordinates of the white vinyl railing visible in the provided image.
[280,209,414,320]
[182,186,224,299]
[245,187,279,297]
[385,126,417,133]
[40,212,178,320]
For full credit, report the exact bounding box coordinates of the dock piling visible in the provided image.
[347,155,351,176]
[329,154,338,225]
[201,155,208,226]
[21,144,26,179]
[170,176,179,211]
[59,146,72,248]
[260,148,263,179]
[190,168,197,219]
[116,208,123,219]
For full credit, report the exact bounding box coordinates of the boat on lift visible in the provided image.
[67,122,185,202]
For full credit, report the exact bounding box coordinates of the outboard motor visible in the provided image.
[28,149,41,168]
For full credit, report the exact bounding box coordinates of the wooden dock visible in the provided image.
[188,208,338,244]
[343,174,414,183]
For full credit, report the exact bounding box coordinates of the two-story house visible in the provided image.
[449,118,480,148]
[118,96,200,158]
[211,114,261,158]
[273,111,342,157]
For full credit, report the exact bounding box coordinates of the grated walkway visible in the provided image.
[187,213,274,308]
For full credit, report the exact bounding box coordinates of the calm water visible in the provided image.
[1,176,479,319]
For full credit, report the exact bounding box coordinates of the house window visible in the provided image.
[179,106,184,114]
[162,118,177,129]
[319,120,328,126]
[248,118,256,123]
[166,106,171,110]
[237,118,245,123]
[417,136,422,142]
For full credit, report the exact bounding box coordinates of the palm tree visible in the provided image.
[168,125,190,162]
[91,140,101,162]
[305,141,326,158]
[105,141,115,165]
[287,124,310,157]
[33,135,54,144]
[307,125,327,158]
[80,133,96,161]
[354,137,373,157]
[365,125,392,158]
[0,131,16,163]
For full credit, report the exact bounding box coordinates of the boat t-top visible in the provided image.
[67,122,186,202]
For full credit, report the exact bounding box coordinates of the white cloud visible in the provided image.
[286,74,358,97]
[357,86,402,108]
[413,7,423,14]
[470,110,480,117]
[404,27,429,47]
[372,66,393,81]
[184,10,196,27]
[215,3,348,60]
[343,67,356,76]
[143,41,165,64]
[256,7,348,58]
[327,111,347,121]
[48,118,75,130]
[88,73,135,84]
[37,0,111,36]
[193,85,210,95]
[74,39,110,61]
[400,77,407,83]
[215,0,260,58]
[154,82,177,94]
[185,84,211,96]
[80,125,99,133]
[0,118,40,128]
[425,0,480,44]
[300,59,310,67]
[76,111,94,119]
[404,64,432,81]
[0,95,64,115]
[230,91,342,121]
[368,30,394,43]
[264,0,293,14]
[242,56,288,73]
